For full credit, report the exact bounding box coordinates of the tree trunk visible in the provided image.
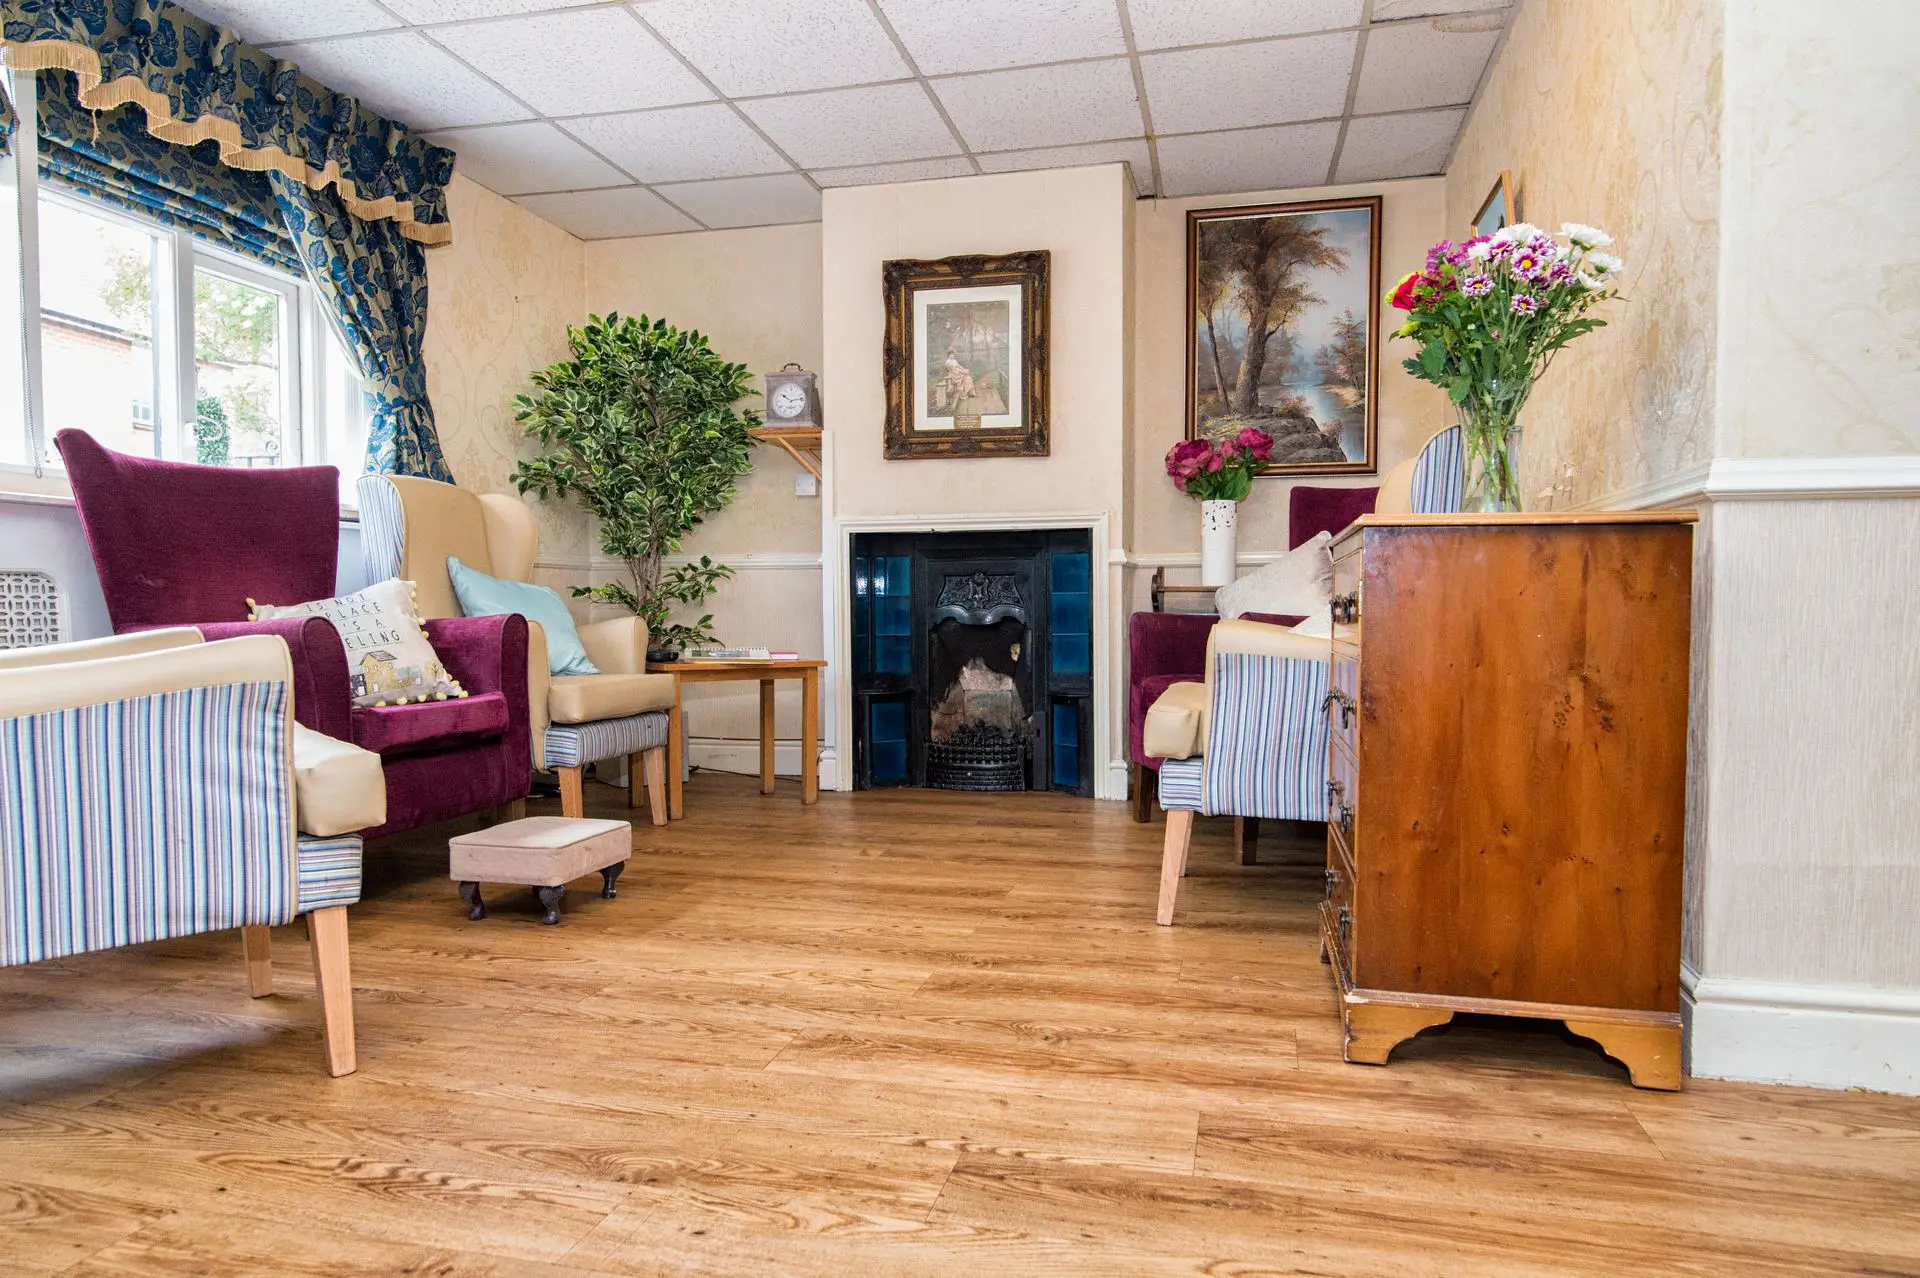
[1234,313,1276,414]
[1202,311,1234,413]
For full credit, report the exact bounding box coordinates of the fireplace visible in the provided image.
[849,529,1093,796]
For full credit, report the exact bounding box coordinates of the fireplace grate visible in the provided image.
[926,722,1028,792]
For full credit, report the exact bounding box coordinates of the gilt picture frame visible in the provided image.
[1185,196,1381,477]
[883,251,1050,459]
[1473,171,1517,237]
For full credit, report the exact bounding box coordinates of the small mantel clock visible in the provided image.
[764,364,819,428]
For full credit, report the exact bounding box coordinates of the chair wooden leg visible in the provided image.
[558,765,585,819]
[1132,764,1155,823]
[241,925,272,998]
[626,751,642,809]
[641,746,668,828]
[1156,809,1194,926]
[305,906,356,1077]
[493,799,526,825]
[1236,816,1259,865]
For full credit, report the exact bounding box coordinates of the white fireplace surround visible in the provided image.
[820,507,1119,800]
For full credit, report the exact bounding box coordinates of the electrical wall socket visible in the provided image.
[794,472,819,497]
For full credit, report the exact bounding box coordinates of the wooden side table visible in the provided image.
[645,659,826,819]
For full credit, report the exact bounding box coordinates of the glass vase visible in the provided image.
[1456,395,1526,514]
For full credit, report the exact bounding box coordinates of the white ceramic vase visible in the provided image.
[1200,499,1238,587]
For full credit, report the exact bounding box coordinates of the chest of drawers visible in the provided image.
[1322,512,1695,1089]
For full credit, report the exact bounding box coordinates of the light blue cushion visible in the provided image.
[447,556,598,676]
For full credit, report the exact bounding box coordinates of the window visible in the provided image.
[0,71,371,508]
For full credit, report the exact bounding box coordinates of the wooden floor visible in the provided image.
[4,776,1919,1276]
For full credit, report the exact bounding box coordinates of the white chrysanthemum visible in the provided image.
[1576,272,1608,290]
[1491,222,1542,245]
[1560,222,1613,249]
[1586,251,1623,274]
[1467,240,1493,261]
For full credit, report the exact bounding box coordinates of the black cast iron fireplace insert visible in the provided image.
[849,529,1093,796]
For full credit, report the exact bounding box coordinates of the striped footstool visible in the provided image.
[543,711,669,826]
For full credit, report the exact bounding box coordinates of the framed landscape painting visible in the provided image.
[1186,196,1381,475]
[883,251,1050,459]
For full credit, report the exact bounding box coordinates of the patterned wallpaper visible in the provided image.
[1446,0,1723,507]
[423,175,590,561]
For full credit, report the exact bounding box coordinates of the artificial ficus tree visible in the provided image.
[512,312,759,650]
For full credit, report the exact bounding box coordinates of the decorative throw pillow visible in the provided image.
[1214,530,1334,620]
[446,556,599,677]
[251,578,467,707]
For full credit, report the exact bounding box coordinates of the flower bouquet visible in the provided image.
[1166,427,1275,586]
[1389,222,1622,511]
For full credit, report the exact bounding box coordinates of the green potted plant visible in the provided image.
[512,312,758,651]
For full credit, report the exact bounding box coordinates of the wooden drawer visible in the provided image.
[1320,845,1356,974]
[1328,653,1359,761]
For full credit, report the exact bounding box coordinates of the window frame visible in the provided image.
[0,68,368,507]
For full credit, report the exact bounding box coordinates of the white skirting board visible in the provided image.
[1683,968,1920,1095]
[686,736,806,779]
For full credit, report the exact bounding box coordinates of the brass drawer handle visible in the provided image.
[1324,866,1338,899]
[1330,590,1361,624]
[1324,688,1355,729]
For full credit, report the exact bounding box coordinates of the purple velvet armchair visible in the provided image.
[1128,484,1379,821]
[57,430,531,840]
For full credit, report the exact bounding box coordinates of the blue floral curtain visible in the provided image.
[0,0,455,246]
[272,173,452,482]
[36,70,299,273]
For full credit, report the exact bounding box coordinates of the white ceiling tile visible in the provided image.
[1126,0,1365,50]
[812,157,977,187]
[638,0,909,96]
[1352,20,1502,114]
[1142,32,1357,134]
[434,10,712,116]
[1156,121,1341,197]
[976,139,1155,195]
[932,59,1142,153]
[563,104,791,183]
[276,33,531,130]
[380,0,580,20]
[654,174,823,229]
[742,83,956,169]
[1334,107,1466,182]
[514,186,699,239]
[1372,0,1511,19]
[425,122,629,196]
[877,0,1126,75]
[191,0,396,44]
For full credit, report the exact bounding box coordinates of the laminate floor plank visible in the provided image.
[1,774,1915,1275]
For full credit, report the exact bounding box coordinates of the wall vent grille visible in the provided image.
[0,570,64,648]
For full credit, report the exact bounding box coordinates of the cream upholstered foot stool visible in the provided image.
[449,817,632,925]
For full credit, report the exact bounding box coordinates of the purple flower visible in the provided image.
[1526,233,1561,261]
[1510,247,1550,280]
[1165,437,1213,481]
[1547,261,1575,286]
[1510,293,1540,316]
[1461,274,1494,297]
[1425,239,1455,270]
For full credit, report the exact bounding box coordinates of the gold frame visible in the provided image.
[1472,171,1517,236]
[1184,195,1382,477]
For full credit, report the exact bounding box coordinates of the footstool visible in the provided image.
[449,817,632,925]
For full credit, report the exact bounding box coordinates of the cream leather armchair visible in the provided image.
[0,628,384,1075]
[358,475,675,823]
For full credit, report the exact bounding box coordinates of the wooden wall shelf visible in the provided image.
[750,426,822,481]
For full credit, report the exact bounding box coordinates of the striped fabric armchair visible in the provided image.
[1146,424,1464,925]
[0,629,386,1075]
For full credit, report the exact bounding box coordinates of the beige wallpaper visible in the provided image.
[423,174,589,562]
[1715,0,1919,457]
[1130,177,1449,557]
[585,222,824,560]
[1446,0,1723,506]
[583,222,827,742]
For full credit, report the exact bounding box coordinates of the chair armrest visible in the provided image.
[1209,618,1329,664]
[0,627,203,671]
[1143,681,1208,762]
[1128,612,1217,683]
[578,615,648,674]
[0,635,292,718]
[425,613,532,780]
[199,617,352,741]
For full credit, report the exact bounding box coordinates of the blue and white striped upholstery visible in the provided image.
[544,710,669,770]
[1157,758,1205,812]
[295,836,363,913]
[1409,424,1465,514]
[0,681,316,967]
[1200,651,1331,821]
[355,473,405,585]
